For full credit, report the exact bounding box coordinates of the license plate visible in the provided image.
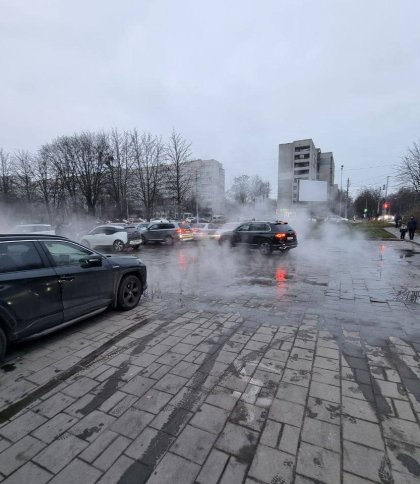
[130,239,141,245]
[287,237,293,240]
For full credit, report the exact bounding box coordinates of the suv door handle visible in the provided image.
[59,276,75,282]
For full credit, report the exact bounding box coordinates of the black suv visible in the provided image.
[0,235,147,358]
[218,221,298,255]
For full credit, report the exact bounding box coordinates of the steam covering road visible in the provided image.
[1,234,420,483]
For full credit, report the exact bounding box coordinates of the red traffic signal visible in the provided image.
[384,203,389,209]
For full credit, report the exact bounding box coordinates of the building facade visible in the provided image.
[277,139,335,208]
[185,159,225,215]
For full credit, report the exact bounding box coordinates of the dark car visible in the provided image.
[141,222,193,245]
[0,234,147,358]
[218,221,298,255]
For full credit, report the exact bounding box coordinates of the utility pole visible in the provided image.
[195,168,199,222]
[345,178,350,219]
[339,165,344,217]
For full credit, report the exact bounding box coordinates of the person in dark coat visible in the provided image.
[394,214,402,228]
[400,222,407,239]
[407,216,417,241]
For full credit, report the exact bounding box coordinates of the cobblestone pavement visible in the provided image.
[1,236,420,483]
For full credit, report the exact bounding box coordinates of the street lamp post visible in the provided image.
[339,165,344,217]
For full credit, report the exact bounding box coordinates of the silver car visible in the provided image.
[141,222,193,246]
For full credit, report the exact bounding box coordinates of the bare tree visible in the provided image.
[398,141,420,192]
[164,130,193,217]
[105,129,133,219]
[0,149,14,202]
[229,175,251,204]
[12,150,35,205]
[131,130,164,220]
[250,175,270,202]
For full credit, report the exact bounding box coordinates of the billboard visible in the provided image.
[299,180,328,202]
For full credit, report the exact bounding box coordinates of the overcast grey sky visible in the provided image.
[1,0,419,196]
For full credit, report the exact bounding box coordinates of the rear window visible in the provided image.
[178,223,190,229]
[272,223,293,233]
[192,224,205,228]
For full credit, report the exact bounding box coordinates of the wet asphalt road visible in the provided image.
[1,234,420,483]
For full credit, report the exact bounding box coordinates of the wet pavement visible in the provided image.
[1,234,420,483]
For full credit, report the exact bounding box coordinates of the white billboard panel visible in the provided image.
[299,180,328,202]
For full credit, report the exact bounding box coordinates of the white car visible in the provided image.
[213,222,241,240]
[11,224,55,235]
[191,223,218,240]
[80,225,142,252]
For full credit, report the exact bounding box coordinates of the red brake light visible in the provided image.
[176,228,182,234]
[274,233,286,239]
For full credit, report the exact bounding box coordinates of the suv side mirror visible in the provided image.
[80,255,102,268]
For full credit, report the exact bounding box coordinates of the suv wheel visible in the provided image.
[117,275,142,310]
[113,240,125,252]
[0,327,7,361]
[164,235,174,246]
[259,241,272,256]
[141,235,147,245]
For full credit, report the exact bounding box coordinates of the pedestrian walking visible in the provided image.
[394,214,402,228]
[400,222,408,240]
[407,216,417,241]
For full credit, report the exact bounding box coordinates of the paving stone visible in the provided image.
[31,412,79,443]
[93,435,131,471]
[385,438,420,479]
[169,386,207,412]
[279,424,300,456]
[124,427,175,465]
[343,418,384,450]
[156,351,185,367]
[147,452,200,484]
[110,407,154,439]
[190,403,230,434]
[251,369,282,387]
[265,349,289,362]
[0,435,45,476]
[1,462,52,484]
[276,382,308,405]
[310,381,340,404]
[0,411,47,442]
[382,417,420,447]
[230,401,267,431]
[216,422,259,462]
[108,394,139,417]
[258,358,284,375]
[343,472,378,484]
[61,377,99,398]
[153,373,189,394]
[96,455,139,484]
[282,368,311,387]
[32,434,88,473]
[79,430,119,462]
[297,442,341,484]
[219,456,248,484]
[196,449,229,484]
[343,440,388,482]
[68,410,116,442]
[205,386,241,410]
[48,458,102,484]
[306,397,341,425]
[312,367,340,387]
[120,375,155,397]
[314,356,340,371]
[302,416,340,451]
[150,405,193,436]
[32,392,75,418]
[134,389,173,414]
[393,399,416,421]
[171,425,217,464]
[342,379,374,402]
[289,347,314,361]
[249,444,295,484]
[374,380,407,400]
[286,358,312,371]
[269,399,305,427]
[342,396,378,423]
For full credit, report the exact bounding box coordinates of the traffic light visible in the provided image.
[363,208,368,213]
[384,203,388,209]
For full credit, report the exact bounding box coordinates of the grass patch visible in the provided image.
[349,221,396,239]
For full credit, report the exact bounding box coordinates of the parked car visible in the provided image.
[0,234,147,358]
[141,222,193,245]
[218,221,298,255]
[80,225,142,252]
[191,223,218,240]
[10,224,55,235]
[325,215,349,224]
[213,222,242,240]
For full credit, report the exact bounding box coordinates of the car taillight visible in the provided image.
[274,233,286,239]
[176,228,182,234]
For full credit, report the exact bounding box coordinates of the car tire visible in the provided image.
[141,235,147,245]
[132,245,140,251]
[259,241,272,256]
[117,274,142,310]
[113,240,125,252]
[0,326,7,361]
[164,235,174,246]
[81,239,90,248]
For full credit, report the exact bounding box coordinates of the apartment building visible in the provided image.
[185,159,225,214]
[277,139,335,207]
